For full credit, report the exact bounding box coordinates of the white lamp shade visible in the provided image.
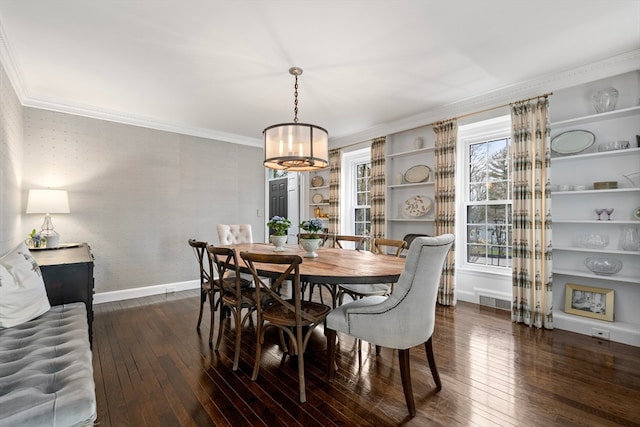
[26,189,70,214]
[263,122,329,171]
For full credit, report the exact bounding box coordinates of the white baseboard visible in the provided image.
[94,280,200,304]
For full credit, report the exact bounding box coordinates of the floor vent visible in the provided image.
[479,295,511,311]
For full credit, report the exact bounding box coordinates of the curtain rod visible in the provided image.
[333,92,553,151]
[445,92,553,124]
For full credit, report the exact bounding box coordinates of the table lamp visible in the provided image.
[26,189,70,248]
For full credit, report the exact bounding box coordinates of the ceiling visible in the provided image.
[0,1,638,147]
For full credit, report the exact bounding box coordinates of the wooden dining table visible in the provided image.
[218,243,406,286]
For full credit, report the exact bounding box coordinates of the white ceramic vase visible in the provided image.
[270,235,287,252]
[300,238,321,258]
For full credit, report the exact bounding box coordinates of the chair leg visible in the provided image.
[214,303,226,351]
[425,337,442,391]
[197,289,206,331]
[251,321,264,381]
[296,326,306,403]
[232,307,243,371]
[208,291,215,345]
[398,348,416,417]
[326,328,337,382]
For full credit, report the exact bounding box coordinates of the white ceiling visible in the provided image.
[0,1,638,147]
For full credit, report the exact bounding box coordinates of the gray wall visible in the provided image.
[2,61,265,294]
[0,58,23,254]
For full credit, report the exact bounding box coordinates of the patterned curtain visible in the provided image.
[510,97,553,329]
[370,137,386,239]
[328,149,341,235]
[434,120,457,306]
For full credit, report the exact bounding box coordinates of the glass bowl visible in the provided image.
[575,234,609,249]
[592,87,619,113]
[584,257,623,276]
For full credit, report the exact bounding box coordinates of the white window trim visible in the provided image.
[456,115,512,275]
[340,147,371,235]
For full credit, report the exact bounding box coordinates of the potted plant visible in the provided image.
[299,218,325,257]
[26,228,46,249]
[267,216,291,252]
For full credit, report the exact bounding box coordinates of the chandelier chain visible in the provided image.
[293,75,299,123]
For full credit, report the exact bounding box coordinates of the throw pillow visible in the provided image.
[0,242,51,328]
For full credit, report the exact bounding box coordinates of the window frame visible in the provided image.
[457,115,513,273]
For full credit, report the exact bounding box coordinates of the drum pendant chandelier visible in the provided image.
[263,67,328,171]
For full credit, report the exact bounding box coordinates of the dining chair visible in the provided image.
[297,233,334,306]
[331,234,366,251]
[188,239,218,339]
[337,237,407,304]
[207,245,257,368]
[326,234,455,417]
[216,224,253,244]
[240,251,331,403]
[402,233,430,251]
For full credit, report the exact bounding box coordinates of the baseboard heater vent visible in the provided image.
[479,295,511,311]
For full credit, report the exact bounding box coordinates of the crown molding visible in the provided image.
[330,49,640,148]
[0,16,25,101]
[22,96,263,148]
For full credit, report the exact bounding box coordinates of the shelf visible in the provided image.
[553,310,640,347]
[552,268,639,283]
[388,182,435,189]
[310,185,329,190]
[387,147,434,159]
[552,188,640,196]
[550,105,640,128]
[551,147,640,163]
[388,218,435,222]
[309,203,329,206]
[553,220,640,225]
[554,246,640,256]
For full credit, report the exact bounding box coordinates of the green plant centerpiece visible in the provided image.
[267,216,291,236]
[26,228,46,248]
[299,218,324,238]
[299,219,324,257]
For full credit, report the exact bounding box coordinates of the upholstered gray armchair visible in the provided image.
[326,234,454,417]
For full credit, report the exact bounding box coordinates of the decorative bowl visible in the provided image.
[592,87,619,113]
[597,140,629,152]
[575,234,609,249]
[585,257,623,276]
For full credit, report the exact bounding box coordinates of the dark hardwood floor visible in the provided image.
[92,289,640,426]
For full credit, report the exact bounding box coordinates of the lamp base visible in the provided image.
[40,229,60,248]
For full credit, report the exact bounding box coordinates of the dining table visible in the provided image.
[218,242,406,287]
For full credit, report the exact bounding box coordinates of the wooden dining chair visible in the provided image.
[331,234,366,251]
[297,233,334,306]
[326,234,455,417]
[240,251,331,403]
[188,239,218,339]
[207,245,256,368]
[337,237,407,304]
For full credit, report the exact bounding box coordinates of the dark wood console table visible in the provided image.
[31,243,95,342]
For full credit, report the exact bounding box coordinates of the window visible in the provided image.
[354,162,371,236]
[341,148,371,242]
[460,116,512,269]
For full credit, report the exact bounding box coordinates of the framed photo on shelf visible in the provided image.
[565,283,614,322]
